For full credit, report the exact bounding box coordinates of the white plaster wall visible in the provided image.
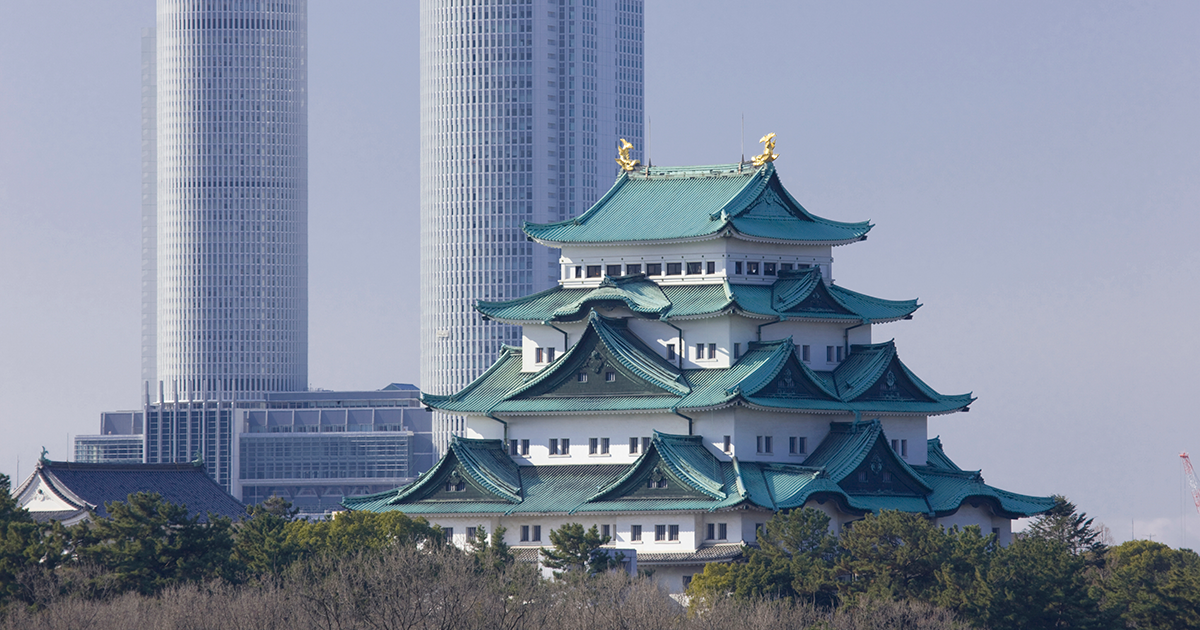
[765,320,872,366]
[473,413,688,466]
[521,321,587,372]
[878,416,929,465]
[936,503,1013,546]
[711,407,841,464]
[557,240,836,289]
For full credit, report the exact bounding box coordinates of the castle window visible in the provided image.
[521,525,529,541]
[602,524,611,538]
[666,262,682,275]
[789,436,807,455]
[467,526,477,539]
[764,262,777,275]
[706,261,716,274]
[707,523,715,540]
[696,343,704,359]
[631,525,642,541]
[549,438,559,455]
[707,343,717,359]
[574,265,582,278]
[577,372,587,383]
[643,437,651,453]
[655,525,666,541]
[670,525,680,541]
[444,527,454,539]
[719,523,727,539]
[735,261,743,274]
[586,265,601,278]
[826,346,835,362]
[536,347,544,363]
[891,439,908,458]
[723,435,731,453]
[444,480,466,492]
[686,262,702,275]
[509,439,519,455]
[606,264,622,276]
[858,471,868,483]
[533,525,541,541]
[734,343,741,359]
[605,372,616,382]
[756,435,773,454]
[747,262,759,275]
[521,439,529,455]
[626,263,642,274]
[590,438,611,456]
[629,437,639,454]
[780,263,793,272]
[646,263,662,275]
[547,348,556,362]
[802,345,810,362]
[666,344,676,361]
[836,346,845,362]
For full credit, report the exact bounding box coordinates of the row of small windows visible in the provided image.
[751,436,809,456]
[570,261,817,279]
[507,435,654,457]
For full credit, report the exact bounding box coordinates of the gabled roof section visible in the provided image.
[925,437,964,472]
[15,460,245,522]
[506,311,689,400]
[523,163,871,246]
[342,437,522,509]
[829,341,974,415]
[421,345,527,413]
[588,433,726,503]
[802,420,933,494]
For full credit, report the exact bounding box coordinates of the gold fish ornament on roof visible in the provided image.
[751,132,779,167]
[615,138,641,171]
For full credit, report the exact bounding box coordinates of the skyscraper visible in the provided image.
[149,1,309,399]
[419,0,645,449]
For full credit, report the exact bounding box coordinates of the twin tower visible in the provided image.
[146,0,645,413]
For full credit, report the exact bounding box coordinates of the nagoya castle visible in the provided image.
[347,136,1053,591]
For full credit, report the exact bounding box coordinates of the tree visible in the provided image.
[70,492,235,595]
[231,496,302,576]
[930,525,996,625]
[285,509,440,557]
[837,510,949,601]
[540,523,619,576]
[467,525,514,572]
[0,473,61,608]
[1025,495,1106,556]
[983,536,1105,630]
[1096,540,1200,630]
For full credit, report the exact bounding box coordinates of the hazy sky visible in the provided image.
[1,1,1198,546]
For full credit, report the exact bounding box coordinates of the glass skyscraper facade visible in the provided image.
[419,0,645,450]
[150,1,309,399]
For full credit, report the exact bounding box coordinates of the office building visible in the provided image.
[149,1,309,398]
[79,384,435,516]
[418,0,645,449]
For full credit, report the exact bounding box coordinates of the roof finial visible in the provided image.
[751,132,779,167]
[615,139,640,172]
[39,446,49,465]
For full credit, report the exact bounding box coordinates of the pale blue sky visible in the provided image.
[1,1,1197,545]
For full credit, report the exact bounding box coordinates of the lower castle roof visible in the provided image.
[342,427,1053,521]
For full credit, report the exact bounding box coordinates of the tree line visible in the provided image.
[688,497,1200,629]
[2,469,1199,629]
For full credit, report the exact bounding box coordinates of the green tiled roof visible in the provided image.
[523,163,871,246]
[425,312,970,417]
[477,268,919,325]
[344,430,1053,520]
